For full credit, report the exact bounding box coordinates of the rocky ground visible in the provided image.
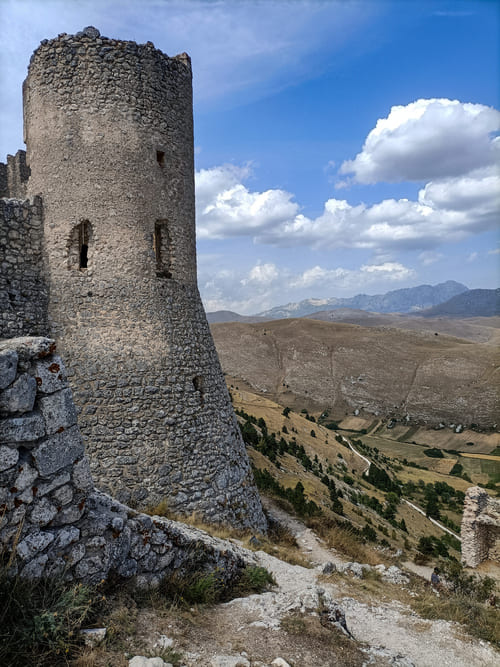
[102,499,498,667]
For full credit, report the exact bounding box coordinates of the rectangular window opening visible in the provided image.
[193,376,204,406]
[154,221,172,278]
[156,150,165,168]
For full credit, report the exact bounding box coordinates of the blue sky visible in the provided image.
[1,0,499,313]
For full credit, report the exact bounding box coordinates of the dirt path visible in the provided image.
[128,502,497,667]
[161,502,498,667]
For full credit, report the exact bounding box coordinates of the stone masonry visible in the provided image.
[0,196,48,338]
[461,486,500,568]
[0,337,253,584]
[1,26,266,532]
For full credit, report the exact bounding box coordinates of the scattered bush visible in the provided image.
[0,568,102,666]
[423,448,444,458]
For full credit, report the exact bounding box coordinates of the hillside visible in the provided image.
[211,318,499,427]
[418,288,500,318]
[256,280,468,319]
[206,310,267,324]
[303,310,500,343]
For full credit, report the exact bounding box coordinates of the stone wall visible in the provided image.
[461,486,500,568]
[0,150,30,199]
[0,196,48,338]
[0,337,253,584]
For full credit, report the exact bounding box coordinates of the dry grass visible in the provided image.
[305,516,382,566]
[278,613,366,665]
[412,593,500,645]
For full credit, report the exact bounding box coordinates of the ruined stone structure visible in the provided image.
[0,337,252,582]
[1,26,266,532]
[461,486,500,568]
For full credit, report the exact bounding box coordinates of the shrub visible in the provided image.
[0,568,101,666]
[423,448,444,458]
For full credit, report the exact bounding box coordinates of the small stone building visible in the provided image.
[461,486,500,567]
[1,26,266,532]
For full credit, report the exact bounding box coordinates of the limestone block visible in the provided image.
[30,497,58,526]
[39,388,78,434]
[0,445,19,472]
[21,553,48,578]
[37,471,71,496]
[33,355,68,394]
[17,530,55,560]
[72,458,94,491]
[0,373,37,413]
[0,349,17,389]
[129,657,172,667]
[0,412,45,442]
[55,526,80,549]
[52,484,73,505]
[32,425,84,476]
[14,463,38,491]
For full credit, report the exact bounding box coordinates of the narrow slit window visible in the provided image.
[68,220,92,270]
[79,222,89,268]
[193,376,204,405]
[156,150,165,168]
[154,221,172,278]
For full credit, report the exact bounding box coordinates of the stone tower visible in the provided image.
[21,27,266,531]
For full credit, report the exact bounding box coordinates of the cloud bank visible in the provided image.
[196,99,500,254]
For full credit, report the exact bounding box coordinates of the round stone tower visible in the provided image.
[23,27,266,531]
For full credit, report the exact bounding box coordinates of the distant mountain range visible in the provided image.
[417,288,500,318]
[255,281,468,319]
[207,282,500,323]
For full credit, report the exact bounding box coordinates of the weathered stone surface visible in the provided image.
[461,486,500,567]
[0,350,18,389]
[32,425,84,476]
[39,388,77,434]
[30,497,58,526]
[72,457,94,491]
[0,339,256,587]
[0,445,19,472]
[33,355,68,394]
[0,411,45,442]
[14,463,38,490]
[0,373,37,413]
[129,657,171,667]
[17,530,55,560]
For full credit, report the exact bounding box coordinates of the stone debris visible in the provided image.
[79,627,107,647]
[129,658,172,667]
[209,656,250,667]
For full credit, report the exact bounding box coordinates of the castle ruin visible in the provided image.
[461,486,500,568]
[1,26,266,533]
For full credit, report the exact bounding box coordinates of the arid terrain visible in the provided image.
[211,317,499,427]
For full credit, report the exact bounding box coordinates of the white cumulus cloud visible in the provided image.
[196,164,298,240]
[196,154,500,253]
[339,99,500,184]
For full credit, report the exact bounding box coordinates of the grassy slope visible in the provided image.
[230,386,465,557]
